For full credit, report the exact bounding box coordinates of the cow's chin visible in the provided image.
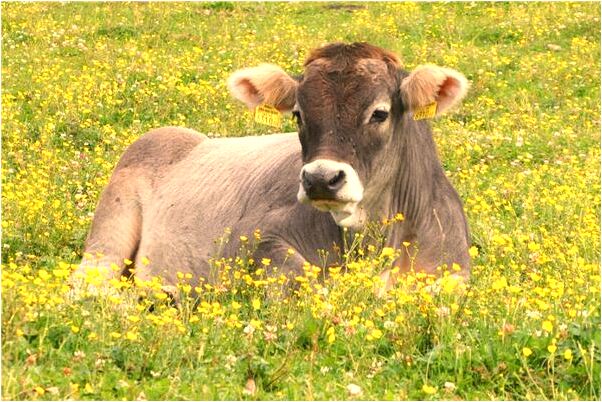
[309,199,366,230]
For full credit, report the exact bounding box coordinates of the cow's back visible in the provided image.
[135,133,308,281]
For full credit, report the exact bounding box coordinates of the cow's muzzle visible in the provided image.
[301,168,346,200]
[297,159,364,211]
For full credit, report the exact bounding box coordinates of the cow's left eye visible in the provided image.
[369,110,389,124]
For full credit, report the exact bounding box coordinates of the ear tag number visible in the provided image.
[413,102,437,120]
[254,104,282,129]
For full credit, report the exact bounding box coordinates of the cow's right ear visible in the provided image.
[227,64,298,112]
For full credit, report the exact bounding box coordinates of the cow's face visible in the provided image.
[228,43,468,228]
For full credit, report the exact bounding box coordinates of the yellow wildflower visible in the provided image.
[468,246,479,258]
[422,384,437,394]
[542,320,553,333]
[327,327,335,344]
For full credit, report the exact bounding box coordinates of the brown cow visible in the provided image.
[74,42,470,293]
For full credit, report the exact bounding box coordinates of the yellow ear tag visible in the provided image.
[254,104,282,129]
[413,102,437,121]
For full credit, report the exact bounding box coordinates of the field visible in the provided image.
[1,2,600,400]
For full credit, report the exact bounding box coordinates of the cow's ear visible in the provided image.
[227,64,298,112]
[400,65,469,116]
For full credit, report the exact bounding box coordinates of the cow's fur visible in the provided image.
[75,42,471,292]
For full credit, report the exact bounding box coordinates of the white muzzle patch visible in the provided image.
[297,159,365,228]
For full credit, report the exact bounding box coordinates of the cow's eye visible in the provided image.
[369,110,389,124]
[292,110,303,125]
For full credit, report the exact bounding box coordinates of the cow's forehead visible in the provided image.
[303,57,391,77]
[299,57,396,100]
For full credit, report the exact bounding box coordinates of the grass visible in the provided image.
[1,2,600,400]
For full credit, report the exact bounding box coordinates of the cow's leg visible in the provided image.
[71,169,146,296]
[72,128,205,297]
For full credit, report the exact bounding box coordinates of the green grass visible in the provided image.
[2,2,600,400]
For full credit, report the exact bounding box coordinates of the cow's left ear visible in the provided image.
[400,64,469,116]
[227,63,298,112]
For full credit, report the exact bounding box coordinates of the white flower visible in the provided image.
[444,381,456,392]
[347,383,362,397]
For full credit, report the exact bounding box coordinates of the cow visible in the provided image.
[74,42,471,294]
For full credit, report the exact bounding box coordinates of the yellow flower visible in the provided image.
[125,331,138,341]
[261,258,271,266]
[127,315,141,323]
[380,247,395,258]
[141,256,150,266]
[563,349,572,360]
[369,328,383,340]
[154,292,168,300]
[422,384,437,394]
[71,325,80,334]
[522,347,533,357]
[542,320,553,333]
[491,277,507,290]
[547,344,557,354]
[84,383,94,394]
[110,332,121,339]
[252,298,261,310]
[468,246,479,258]
[326,327,335,344]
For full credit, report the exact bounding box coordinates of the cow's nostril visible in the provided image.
[328,170,346,189]
[301,170,314,190]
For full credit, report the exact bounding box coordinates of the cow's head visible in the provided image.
[228,43,468,228]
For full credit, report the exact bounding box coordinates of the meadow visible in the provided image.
[1,2,600,400]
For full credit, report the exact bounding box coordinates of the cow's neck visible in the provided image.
[395,121,441,223]
[361,118,441,239]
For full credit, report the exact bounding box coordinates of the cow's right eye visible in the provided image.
[292,110,303,125]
